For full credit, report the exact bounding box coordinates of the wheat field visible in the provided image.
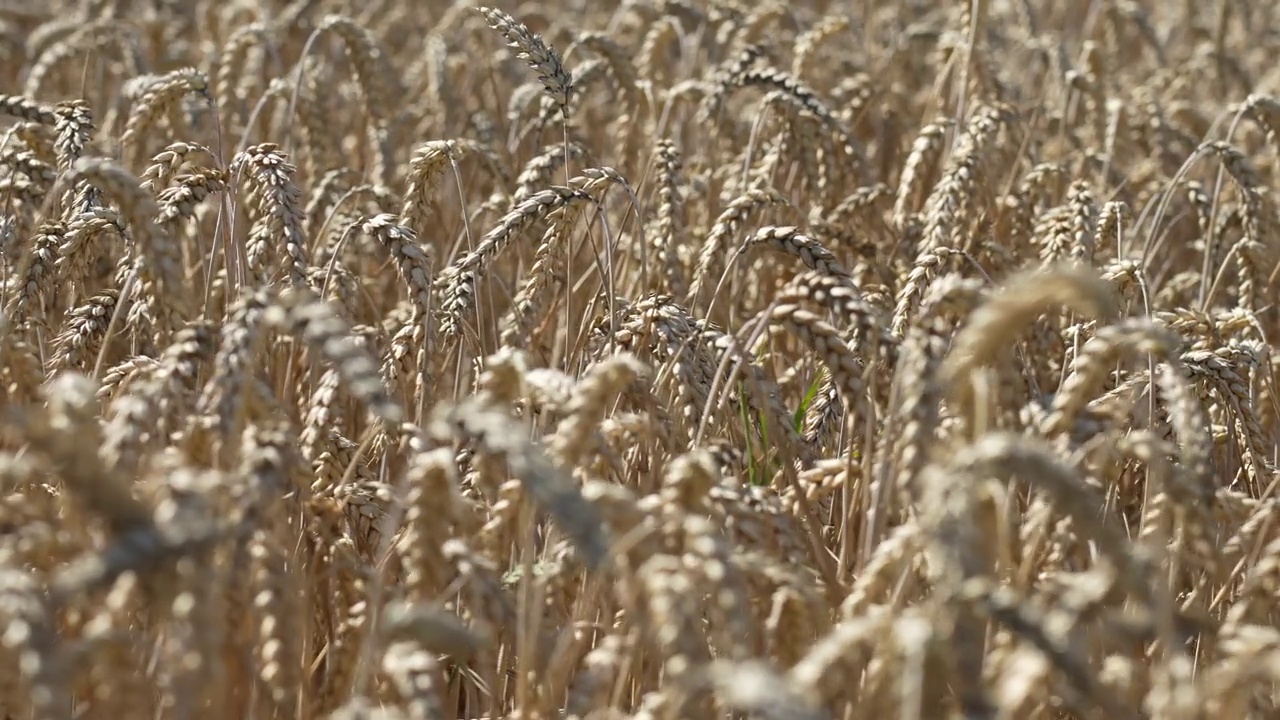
[1,0,1279,718]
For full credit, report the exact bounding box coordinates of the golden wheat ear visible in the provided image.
[2,0,1279,717]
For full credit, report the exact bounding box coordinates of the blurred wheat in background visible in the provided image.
[0,0,1278,718]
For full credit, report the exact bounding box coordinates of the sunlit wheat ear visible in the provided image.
[498,165,628,348]
[230,143,309,287]
[510,141,587,206]
[0,564,69,718]
[100,321,217,472]
[14,373,151,535]
[265,286,405,429]
[400,138,501,241]
[213,21,270,126]
[194,287,272,441]
[53,100,93,175]
[4,3,1280,719]
[737,226,852,282]
[1,150,57,206]
[55,205,124,290]
[940,265,1119,425]
[937,432,1155,601]
[477,6,574,117]
[592,293,721,439]
[773,269,888,356]
[437,186,594,340]
[380,606,472,718]
[650,138,686,296]
[63,157,190,338]
[0,94,57,125]
[119,68,210,163]
[891,106,1011,337]
[696,659,827,720]
[429,397,611,571]
[688,187,789,305]
[1040,318,1180,438]
[48,289,119,373]
[549,353,648,468]
[3,221,62,329]
[359,214,432,318]
[700,43,768,119]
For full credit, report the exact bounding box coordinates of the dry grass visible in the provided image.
[1,0,1280,718]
